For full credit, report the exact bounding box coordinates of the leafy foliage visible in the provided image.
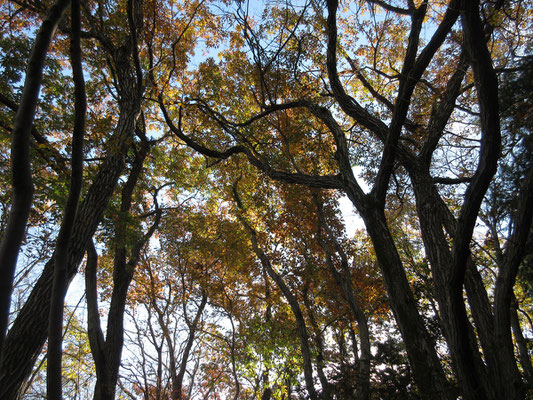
[0,0,532,399]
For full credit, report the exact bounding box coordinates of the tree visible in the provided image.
[1,0,532,399]
[158,0,532,398]
[0,0,71,356]
[86,132,159,400]
[47,0,86,396]
[120,251,207,400]
[22,307,95,400]
[0,0,145,395]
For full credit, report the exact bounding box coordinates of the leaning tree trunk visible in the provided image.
[0,0,146,390]
[302,288,334,400]
[410,168,493,399]
[354,200,455,400]
[421,2,510,399]
[0,79,142,400]
[511,298,533,386]
[492,165,533,400]
[324,0,457,396]
[234,187,320,400]
[248,230,319,400]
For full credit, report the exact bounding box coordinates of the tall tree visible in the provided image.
[86,129,159,400]
[0,0,145,395]
[0,0,70,356]
[47,0,86,397]
[157,0,532,398]
[0,0,531,398]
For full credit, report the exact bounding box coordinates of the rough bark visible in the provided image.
[0,0,146,392]
[416,2,507,399]
[409,47,494,398]
[0,0,71,356]
[410,159,525,400]
[410,167,493,399]
[85,240,105,380]
[511,299,533,387]
[322,2,457,395]
[355,203,455,400]
[400,2,526,394]
[0,89,141,400]
[317,93,452,398]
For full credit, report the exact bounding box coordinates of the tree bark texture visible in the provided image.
[0,87,141,400]
[438,3,503,397]
[492,165,533,399]
[410,168,492,400]
[511,299,533,387]
[323,1,457,396]
[355,203,455,400]
[404,1,521,399]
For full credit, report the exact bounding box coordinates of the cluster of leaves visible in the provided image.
[1,0,532,399]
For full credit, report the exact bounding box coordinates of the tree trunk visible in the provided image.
[171,292,207,400]
[511,299,533,387]
[492,165,533,399]
[409,168,493,400]
[47,0,86,396]
[92,259,133,400]
[249,235,318,400]
[353,200,454,400]
[0,91,141,400]
[302,288,333,400]
[234,187,319,400]
[91,130,153,400]
[0,0,70,356]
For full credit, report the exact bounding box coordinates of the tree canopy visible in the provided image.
[0,0,532,399]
